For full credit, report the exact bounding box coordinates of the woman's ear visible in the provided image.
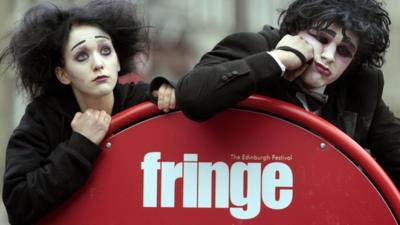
[55,67,71,85]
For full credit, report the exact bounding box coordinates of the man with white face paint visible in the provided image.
[0,1,175,224]
[176,0,400,189]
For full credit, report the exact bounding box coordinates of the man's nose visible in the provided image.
[321,44,336,63]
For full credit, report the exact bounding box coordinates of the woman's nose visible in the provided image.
[93,53,104,71]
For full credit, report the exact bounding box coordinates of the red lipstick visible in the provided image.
[315,63,331,76]
[93,75,109,82]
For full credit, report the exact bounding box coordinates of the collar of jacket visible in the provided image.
[41,84,124,120]
[320,74,358,139]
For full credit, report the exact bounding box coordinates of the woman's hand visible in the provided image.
[152,83,176,112]
[71,109,111,145]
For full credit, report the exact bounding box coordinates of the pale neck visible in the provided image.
[309,86,326,94]
[73,91,114,115]
[295,79,326,94]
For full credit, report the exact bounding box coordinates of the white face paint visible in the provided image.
[298,23,359,90]
[60,24,120,100]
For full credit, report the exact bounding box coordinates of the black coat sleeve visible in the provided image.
[117,79,174,110]
[366,73,400,189]
[176,30,283,121]
[116,82,153,109]
[2,102,101,225]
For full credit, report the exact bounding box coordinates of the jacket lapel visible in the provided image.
[320,78,358,139]
[338,111,358,138]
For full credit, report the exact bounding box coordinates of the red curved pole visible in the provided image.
[106,101,161,137]
[241,95,400,218]
[106,95,400,220]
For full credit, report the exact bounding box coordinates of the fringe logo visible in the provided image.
[141,152,293,219]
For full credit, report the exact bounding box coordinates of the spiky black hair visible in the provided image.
[279,0,390,68]
[0,0,149,99]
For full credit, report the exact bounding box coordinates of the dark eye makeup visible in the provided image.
[307,31,354,58]
[72,44,113,62]
[75,51,89,62]
[100,45,112,55]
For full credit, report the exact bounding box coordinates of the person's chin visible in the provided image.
[97,81,116,90]
[303,78,326,89]
[94,86,114,96]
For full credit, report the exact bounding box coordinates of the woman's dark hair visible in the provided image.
[278,0,391,68]
[0,0,149,99]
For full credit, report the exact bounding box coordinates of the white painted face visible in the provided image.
[56,24,120,100]
[298,23,359,90]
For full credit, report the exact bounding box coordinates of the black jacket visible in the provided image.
[176,25,400,189]
[3,82,153,225]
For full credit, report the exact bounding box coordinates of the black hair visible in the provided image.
[0,0,149,99]
[278,0,390,68]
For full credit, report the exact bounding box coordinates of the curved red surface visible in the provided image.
[107,95,400,220]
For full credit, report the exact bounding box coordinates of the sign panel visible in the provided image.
[39,106,398,224]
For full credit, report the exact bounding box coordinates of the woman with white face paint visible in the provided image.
[0,1,175,224]
[176,0,400,191]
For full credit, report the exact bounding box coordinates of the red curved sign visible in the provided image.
[39,96,400,225]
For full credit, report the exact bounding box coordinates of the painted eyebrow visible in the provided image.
[70,36,111,51]
[342,36,357,51]
[321,29,357,51]
[71,40,86,51]
[95,35,110,40]
[323,29,336,37]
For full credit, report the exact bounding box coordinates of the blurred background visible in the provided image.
[0,0,399,224]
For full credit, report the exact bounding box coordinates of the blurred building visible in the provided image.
[0,0,399,224]
[140,0,292,82]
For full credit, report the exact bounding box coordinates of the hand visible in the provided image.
[152,83,176,112]
[269,34,314,80]
[71,109,111,145]
[283,63,310,82]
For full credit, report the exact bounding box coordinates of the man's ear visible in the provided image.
[55,67,71,85]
